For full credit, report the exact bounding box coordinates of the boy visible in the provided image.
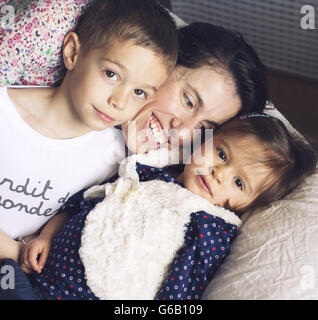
[0,0,178,260]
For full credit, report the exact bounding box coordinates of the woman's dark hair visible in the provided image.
[74,0,178,70]
[177,23,268,114]
[217,115,317,213]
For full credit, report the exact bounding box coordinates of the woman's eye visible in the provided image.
[183,93,194,110]
[105,70,117,79]
[217,149,227,162]
[234,177,244,190]
[134,89,147,99]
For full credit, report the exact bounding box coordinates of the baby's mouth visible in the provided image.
[149,113,167,145]
[197,174,213,196]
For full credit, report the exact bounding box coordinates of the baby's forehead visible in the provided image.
[232,144,277,178]
[246,160,278,193]
[213,129,268,156]
[216,132,277,178]
[215,126,258,142]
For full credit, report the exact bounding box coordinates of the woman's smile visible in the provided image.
[147,112,168,146]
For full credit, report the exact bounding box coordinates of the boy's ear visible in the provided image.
[63,32,81,71]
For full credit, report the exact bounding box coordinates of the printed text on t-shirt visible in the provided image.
[0,177,69,216]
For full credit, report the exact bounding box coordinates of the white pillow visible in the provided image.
[203,104,318,300]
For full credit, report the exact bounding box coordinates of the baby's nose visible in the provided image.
[212,168,221,184]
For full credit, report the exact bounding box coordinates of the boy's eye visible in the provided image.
[134,89,147,99]
[217,149,227,162]
[105,70,117,79]
[234,177,244,190]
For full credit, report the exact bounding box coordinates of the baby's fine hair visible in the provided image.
[219,114,317,213]
[74,0,178,71]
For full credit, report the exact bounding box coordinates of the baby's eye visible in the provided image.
[105,70,117,80]
[134,89,147,99]
[217,148,227,162]
[234,177,244,190]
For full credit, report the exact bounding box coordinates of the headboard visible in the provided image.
[171,0,318,81]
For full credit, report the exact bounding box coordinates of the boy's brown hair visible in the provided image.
[218,114,317,213]
[74,0,178,71]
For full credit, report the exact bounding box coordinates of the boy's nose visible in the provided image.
[108,89,127,111]
[109,96,124,110]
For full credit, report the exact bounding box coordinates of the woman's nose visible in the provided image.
[170,119,196,146]
[171,117,182,129]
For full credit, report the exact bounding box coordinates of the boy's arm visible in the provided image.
[0,182,83,265]
[20,173,119,273]
[0,229,23,263]
[20,211,72,274]
[0,182,84,268]
[39,211,72,241]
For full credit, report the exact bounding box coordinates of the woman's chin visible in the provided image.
[136,143,149,154]
[125,140,147,154]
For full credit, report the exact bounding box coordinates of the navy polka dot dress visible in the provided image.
[33,163,238,300]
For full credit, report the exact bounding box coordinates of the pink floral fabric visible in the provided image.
[0,0,93,86]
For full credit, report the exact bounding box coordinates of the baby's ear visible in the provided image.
[62,32,81,71]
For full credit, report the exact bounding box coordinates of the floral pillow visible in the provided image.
[0,0,93,86]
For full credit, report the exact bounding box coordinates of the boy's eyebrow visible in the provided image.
[147,85,158,93]
[101,57,126,70]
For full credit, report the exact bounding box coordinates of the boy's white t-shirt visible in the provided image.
[0,87,126,238]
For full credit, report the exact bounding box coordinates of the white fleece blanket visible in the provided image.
[79,148,241,300]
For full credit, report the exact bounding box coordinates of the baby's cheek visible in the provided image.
[182,172,202,199]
